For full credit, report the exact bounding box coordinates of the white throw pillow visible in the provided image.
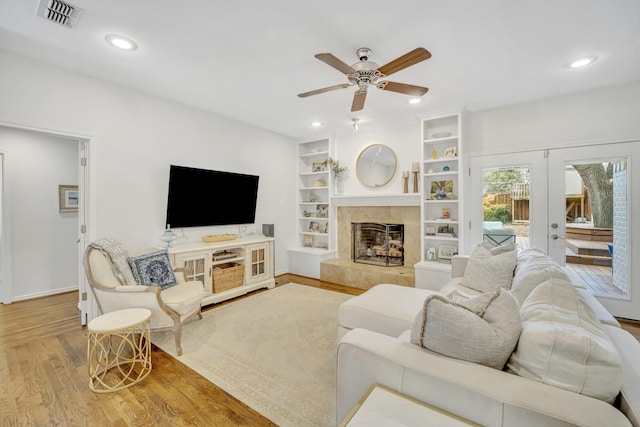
[510,262,569,305]
[411,289,521,370]
[462,244,517,292]
[506,278,622,403]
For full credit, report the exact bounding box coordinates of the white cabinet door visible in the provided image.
[245,242,271,285]
[174,250,212,294]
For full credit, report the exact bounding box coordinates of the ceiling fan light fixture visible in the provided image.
[310,121,323,127]
[299,46,431,112]
[105,34,138,51]
[351,118,359,131]
[408,98,422,104]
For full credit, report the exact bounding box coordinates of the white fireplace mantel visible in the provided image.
[331,193,421,207]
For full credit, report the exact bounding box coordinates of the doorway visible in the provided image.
[470,142,640,320]
[0,124,93,324]
[548,143,639,319]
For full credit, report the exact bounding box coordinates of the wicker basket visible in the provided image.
[212,263,244,292]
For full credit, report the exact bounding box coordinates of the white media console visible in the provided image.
[166,236,276,306]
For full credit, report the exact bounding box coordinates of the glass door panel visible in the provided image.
[548,143,639,319]
[469,151,548,254]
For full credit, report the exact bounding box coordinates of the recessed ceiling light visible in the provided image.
[568,56,597,68]
[105,34,138,51]
[310,121,323,127]
[408,98,422,104]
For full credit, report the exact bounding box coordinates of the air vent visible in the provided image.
[35,0,82,28]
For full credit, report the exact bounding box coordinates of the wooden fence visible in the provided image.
[485,182,590,223]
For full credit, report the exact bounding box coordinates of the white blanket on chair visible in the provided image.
[89,237,137,285]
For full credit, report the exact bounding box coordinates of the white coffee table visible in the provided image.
[339,384,480,426]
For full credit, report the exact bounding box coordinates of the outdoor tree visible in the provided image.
[482,168,528,194]
[571,163,613,228]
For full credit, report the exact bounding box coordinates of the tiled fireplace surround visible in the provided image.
[320,198,420,290]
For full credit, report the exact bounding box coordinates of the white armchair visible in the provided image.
[83,242,205,356]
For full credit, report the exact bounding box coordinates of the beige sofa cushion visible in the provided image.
[510,261,569,305]
[461,243,517,292]
[507,278,622,403]
[410,289,521,369]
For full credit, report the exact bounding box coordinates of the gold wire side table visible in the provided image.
[87,308,152,393]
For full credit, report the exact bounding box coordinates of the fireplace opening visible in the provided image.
[352,222,404,267]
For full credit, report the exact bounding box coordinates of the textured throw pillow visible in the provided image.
[128,250,178,290]
[506,278,622,403]
[461,244,517,292]
[410,289,521,369]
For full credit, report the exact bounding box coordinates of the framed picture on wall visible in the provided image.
[59,185,78,212]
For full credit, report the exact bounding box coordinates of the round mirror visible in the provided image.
[356,144,397,188]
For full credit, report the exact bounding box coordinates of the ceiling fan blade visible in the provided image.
[377,47,432,76]
[315,53,356,74]
[377,81,429,97]
[351,89,367,112]
[298,84,350,98]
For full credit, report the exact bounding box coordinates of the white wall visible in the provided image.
[0,51,297,298]
[334,123,420,195]
[466,81,640,154]
[0,127,78,299]
[463,81,640,251]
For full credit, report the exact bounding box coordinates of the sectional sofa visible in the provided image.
[336,245,640,427]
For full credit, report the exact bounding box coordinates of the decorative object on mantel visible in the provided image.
[356,144,397,189]
[159,225,178,247]
[412,162,420,193]
[403,171,409,193]
[328,157,348,196]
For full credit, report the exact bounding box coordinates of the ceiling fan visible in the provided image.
[298,47,432,112]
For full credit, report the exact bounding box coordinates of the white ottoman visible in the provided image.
[338,284,437,339]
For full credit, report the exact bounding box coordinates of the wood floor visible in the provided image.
[0,275,362,427]
[1,275,637,426]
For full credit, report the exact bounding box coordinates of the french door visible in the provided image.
[547,143,639,319]
[470,142,639,320]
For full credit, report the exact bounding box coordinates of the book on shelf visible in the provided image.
[212,251,237,261]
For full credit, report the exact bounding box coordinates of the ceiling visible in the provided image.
[1,0,639,140]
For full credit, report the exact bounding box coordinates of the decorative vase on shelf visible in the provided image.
[333,174,344,196]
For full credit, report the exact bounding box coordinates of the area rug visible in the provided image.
[151,283,352,427]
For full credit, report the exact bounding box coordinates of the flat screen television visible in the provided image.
[165,165,259,228]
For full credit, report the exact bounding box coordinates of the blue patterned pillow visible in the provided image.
[128,250,177,290]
